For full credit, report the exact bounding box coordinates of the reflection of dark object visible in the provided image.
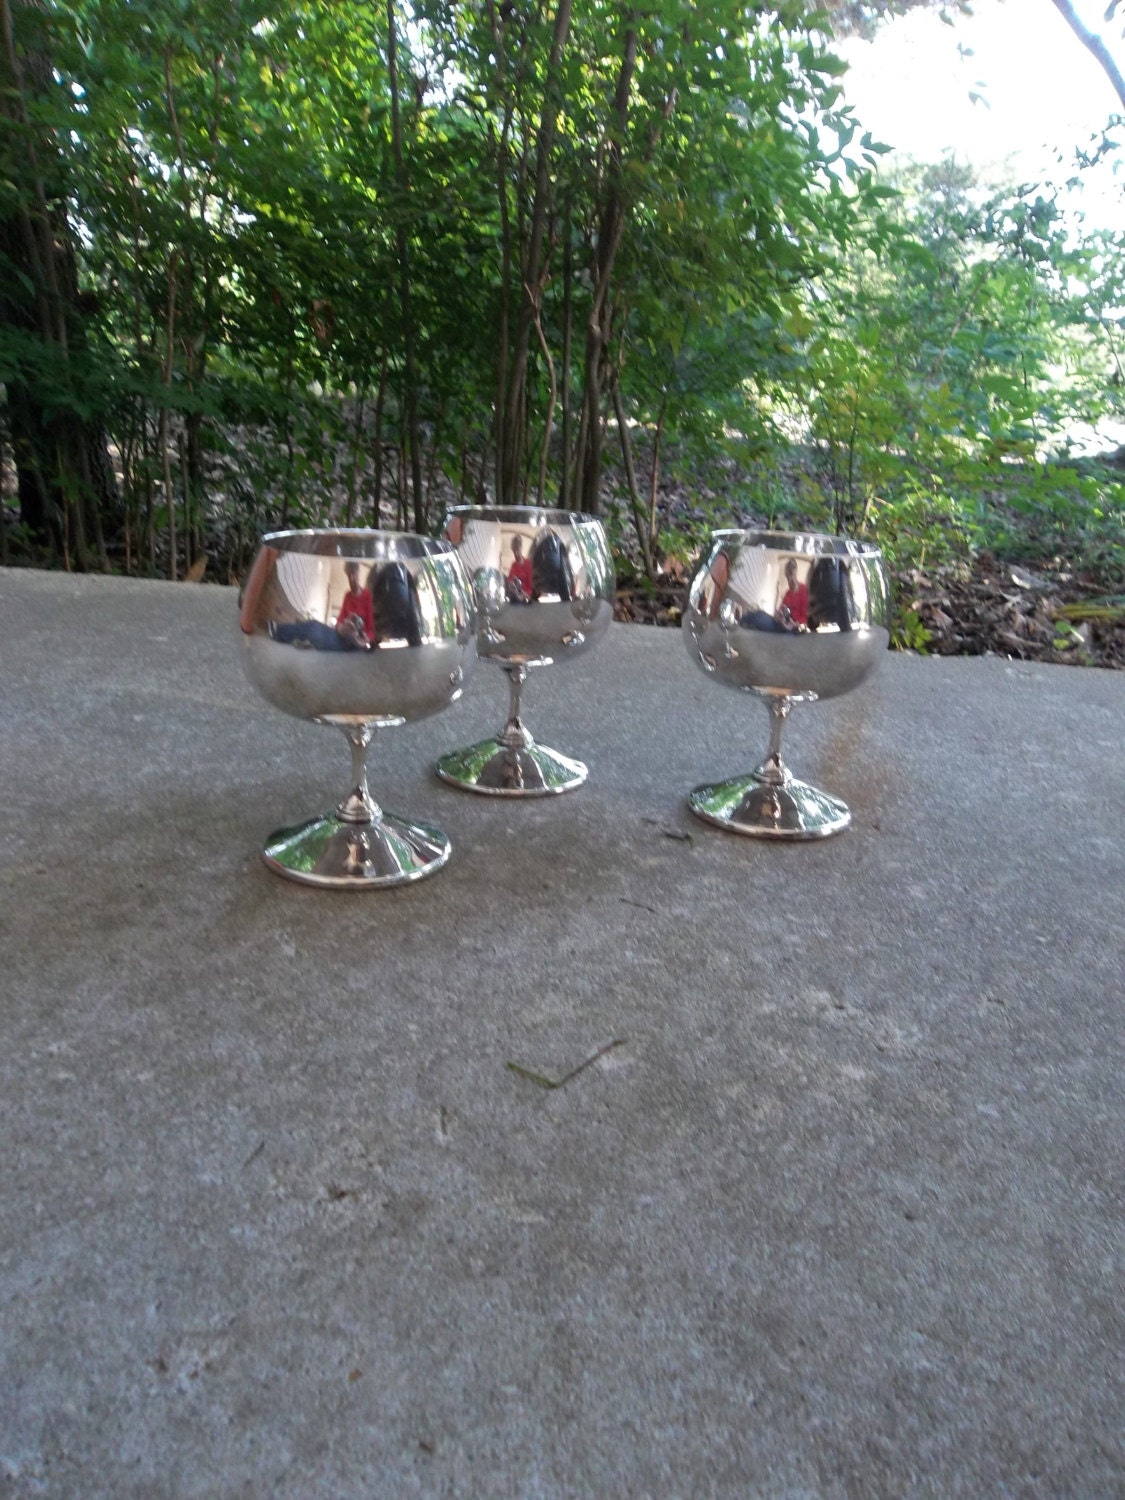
[370,561,424,645]
[740,608,785,633]
[808,557,854,633]
[273,620,360,652]
[530,530,574,601]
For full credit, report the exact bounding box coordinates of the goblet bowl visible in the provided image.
[682,529,890,838]
[436,505,615,794]
[240,528,475,886]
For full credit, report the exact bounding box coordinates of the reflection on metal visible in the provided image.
[682,529,890,840]
[473,566,507,649]
[274,550,324,621]
[241,528,476,887]
[262,802,452,887]
[436,506,614,797]
[436,726,587,796]
[718,597,739,661]
[688,773,852,839]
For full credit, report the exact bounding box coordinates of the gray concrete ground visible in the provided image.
[1,565,1122,1499]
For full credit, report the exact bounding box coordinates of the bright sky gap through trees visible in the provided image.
[837,0,1125,233]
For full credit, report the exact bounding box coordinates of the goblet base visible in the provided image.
[688,772,851,840]
[436,737,587,796]
[262,810,451,887]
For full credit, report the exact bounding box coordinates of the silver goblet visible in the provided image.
[682,529,890,838]
[435,505,615,795]
[240,529,475,886]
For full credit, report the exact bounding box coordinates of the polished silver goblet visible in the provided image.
[240,529,475,886]
[435,505,615,795]
[682,529,890,838]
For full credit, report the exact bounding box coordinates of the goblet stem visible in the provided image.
[499,664,533,751]
[335,722,382,825]
[262,716,449,885]
[687,689,849,838]
[754,696,792,786]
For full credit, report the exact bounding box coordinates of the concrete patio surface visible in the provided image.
[1,565,1122,1499]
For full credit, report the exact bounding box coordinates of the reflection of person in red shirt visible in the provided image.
[777,558,808,630]
[506,534,534,602]
[337,561,375,646]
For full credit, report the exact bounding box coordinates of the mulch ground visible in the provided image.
[613,555,1125,670]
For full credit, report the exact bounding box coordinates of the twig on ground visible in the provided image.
[506,1038,626,1091]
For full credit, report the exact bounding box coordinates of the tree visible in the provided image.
[819,0,972,37]
[0,0,118,564]
[780,157,1118,563]
[7,0,1117,584]
[1050,0,1125,109]
[826,0,1125,108]
[411,0,884,518]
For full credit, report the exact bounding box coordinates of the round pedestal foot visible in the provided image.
[436,738,587,796]
[688,773,851,839]
[262,811,451,887]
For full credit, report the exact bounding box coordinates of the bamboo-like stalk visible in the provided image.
[498,0,573,507]
[386,0,425,532]
[533,301,557,507]
[559,210,573,507]
[648,389,667,560]
[161,251,180,580]
[572,17,677,515]
[345,391,365,527]
[372,355,388,527]
[612,374,654,579]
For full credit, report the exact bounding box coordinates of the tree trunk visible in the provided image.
[497,0,574,506]
[1048,0,1125,108]
[386,0,426,532]
[572,15,639,516]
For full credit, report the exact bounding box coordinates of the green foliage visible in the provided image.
[763,157,1125,592]
[1,0,1124,612]
[891,607,933,653]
